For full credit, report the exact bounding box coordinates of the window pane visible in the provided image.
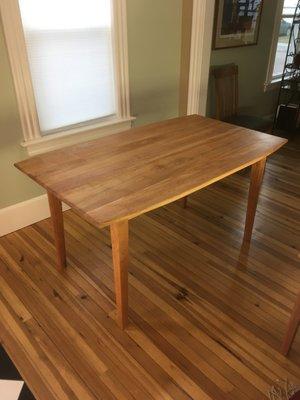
[273,17,293,78]
[283,0,298,16]
[18,0,116,134]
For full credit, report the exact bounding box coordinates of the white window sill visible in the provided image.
[264,77,282,92]
[21,116,135,156]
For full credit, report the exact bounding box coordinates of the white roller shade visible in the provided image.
[18,0,116,134]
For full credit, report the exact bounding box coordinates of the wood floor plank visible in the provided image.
[0,293,74,400]
[0,319,58,400]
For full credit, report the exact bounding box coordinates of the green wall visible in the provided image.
[0,22,44,208]
[0,0,182,208]
[207,1,279,119]
[127,0,182,125]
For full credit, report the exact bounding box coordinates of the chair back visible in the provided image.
[212,63,239,121]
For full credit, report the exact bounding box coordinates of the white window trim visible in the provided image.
[187,0,215,115]
[264,0,289,92]
[0,0,132,155]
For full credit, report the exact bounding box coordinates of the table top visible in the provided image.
[15,115,287,228]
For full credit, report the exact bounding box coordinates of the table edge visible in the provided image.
[16,140,287,230]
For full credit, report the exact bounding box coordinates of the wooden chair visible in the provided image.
[211,63,269,131]
[281,292,300,355]
[181,64,268,209]
[212,63,238,122]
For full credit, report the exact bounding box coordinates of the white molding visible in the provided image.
[0,0,41,141]
[264,78,281,92]
[0,0,131,149]
[264,0,284,91]
[21,118,133,156]
[263,113,275,121]
[113,0,131,119]
[0,195,70,237]
[187,0,216,116]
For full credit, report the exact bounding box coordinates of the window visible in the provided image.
[273,0,298,79]
[1,0,131,154]
[265,0,298,89]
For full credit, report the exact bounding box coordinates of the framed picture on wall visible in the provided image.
[213,0,264,50]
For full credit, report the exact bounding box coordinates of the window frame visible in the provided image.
[0,0,132,155]
[265,0,295,91]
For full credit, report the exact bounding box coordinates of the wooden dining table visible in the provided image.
[15,115,287,329]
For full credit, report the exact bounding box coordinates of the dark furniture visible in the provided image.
[212,63,269,132]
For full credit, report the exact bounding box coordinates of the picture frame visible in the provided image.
[213,0,264,50]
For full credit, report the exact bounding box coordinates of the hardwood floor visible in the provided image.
[0,138,299,400]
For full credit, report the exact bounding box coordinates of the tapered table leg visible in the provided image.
[182,196,188,209]
[242,158,266,244]
[47,191,67,271]
[281,292,300,355]
[110,220,129,329]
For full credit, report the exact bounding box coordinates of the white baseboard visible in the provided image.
[0,194,70,237]
[263,113,275,121]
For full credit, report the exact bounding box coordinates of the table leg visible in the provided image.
[110,220,129,329]
[242,158,266,244]
[47,191,67,271]
[281,292,300,355]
